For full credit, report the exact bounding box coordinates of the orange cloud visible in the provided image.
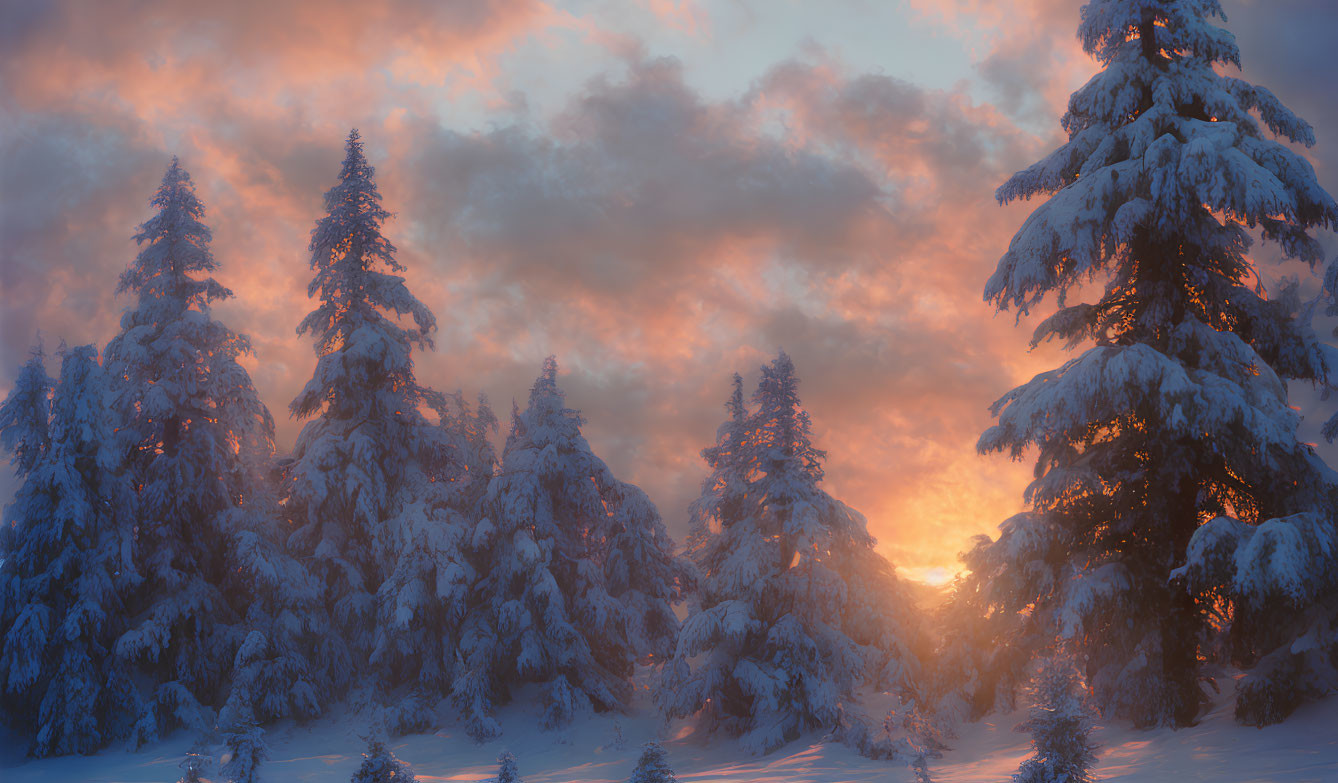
[2,0,1334,579]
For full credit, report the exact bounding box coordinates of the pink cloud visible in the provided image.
[2,0,1333,576]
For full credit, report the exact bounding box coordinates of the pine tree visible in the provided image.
[1013,653,1098,783]
[373,392,498,734]
[0,346,51,477]
[962,0,1338,727]
[0,345,130,755]
[216,433,327,736]
[628,741,675,783]
[913,760,934,783]
[285,129,467,720]
[103,158,311,744]
[453,357,688,740]
[350,736,417,783]
[442,391,499,514]
[661,352,925,754]
[683,373,747,559]
[0,348,53,734]
[927,560,1034,724]
[598,452,688,673]
[1179,252,1338,724]
[876,697,948,774]
[221,715,267,783]
[216,518,327,733]
[492,750,522,783]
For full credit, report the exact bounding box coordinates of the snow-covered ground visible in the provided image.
[4,684,1335,782]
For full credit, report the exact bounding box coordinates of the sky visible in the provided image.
[2,0,1336,582]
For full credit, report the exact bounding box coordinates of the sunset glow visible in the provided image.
[2,0,1335,581]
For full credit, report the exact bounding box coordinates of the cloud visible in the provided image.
[386,53,1063,569]
[0,114,162,369]
[1,0,1334,575]
[0,0,563,456]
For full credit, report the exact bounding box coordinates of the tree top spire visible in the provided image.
[529,355,562,405]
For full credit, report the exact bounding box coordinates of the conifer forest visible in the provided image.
[2,1,1336,781]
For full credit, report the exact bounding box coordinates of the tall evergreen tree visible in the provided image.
[661,352,925,754]
[683,373,747,560]
[370,391,497,733]
[371,394,494,732]
[0,347,51,477]
[216,489,327,733]
[442,391,499,514]
[104,158,315,743]
[962,0,1338,727]
[0,351,53,690]
[926,555,1034,724]
[0,345,128,755]
[453,357,688,740]
[286,129,468,721]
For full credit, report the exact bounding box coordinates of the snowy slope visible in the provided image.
[3,684,1335,782]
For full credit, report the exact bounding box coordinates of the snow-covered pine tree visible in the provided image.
[0,348,53,737]
[661,352,925,754]
[216,511,327,733]
[926,555,1035,725]
[1012,653,1098,783]
[492,750,522,783]
[628,741,675,783]
[0,346,50,478]
[379,391,500,733]
[1174,259,1338,726]
[215,418,329,736]
[453,357,688,740]
[442,391,499,514]
[878,697,948,775]
[350,736,417,783]
[221,715,266,783]
[372,426,477,733]
[965,0,1338,727]
[598,460,689,674]
[683,373,748,560]
[285,129,468,721]
[104,158,317,743]
[0,345,131,755]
